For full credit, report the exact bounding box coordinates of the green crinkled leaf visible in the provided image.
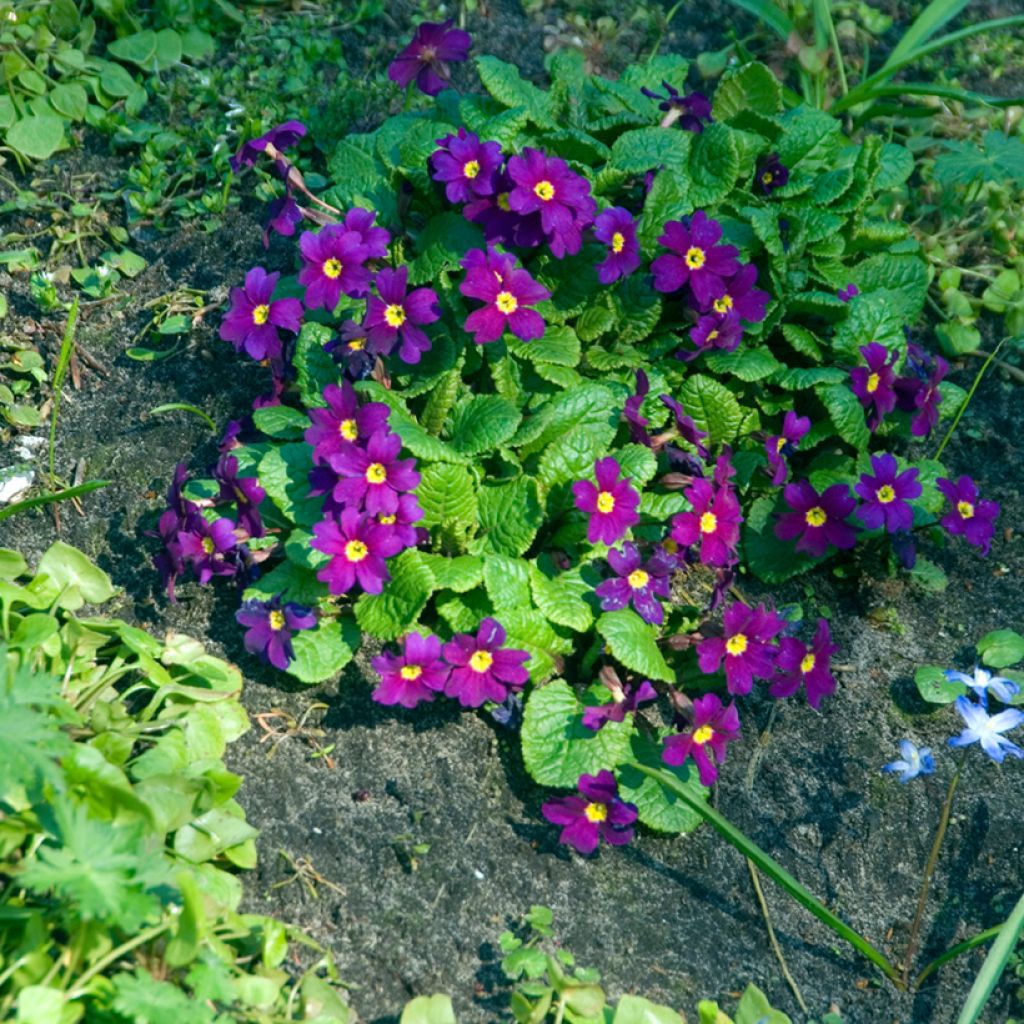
[775,106,843,169]
[609,127,691,173]
[978,629,1024,669]
[472,477,543,557]
[908,556,948,593]
[521,680,634,787]
[243,561,325,607]
[780,323,823,360]
[743,494,817,583]
[409,212,485,286]
[615,444,657,488]
[848,253,929,320]
[508,325,581,366]
[608,273,663,342]
[538,424,607,493]
[258,443,323,528]
[354,550,435,640]
[704,346,781,382]
[530,565,594,632]
[676,374,743,448]
[712,62,782,122]
[688,123,740,207]
[448,395,522,456]
[639,171,691,248]
[517,382,618,457]
[639,492,687,518]
[476,55,553,126]
[327,138,387,203]
[483,554,533,614]
[288,617,356,684]
[388,408,469,464]
[770,365,845,390]
[818,383,870,451]
[616,733,707,834]
[252,405,309,440]
[502,608,572,682]
[293,322,337,410]
[418,554,484,592]
[535,248,602,321]
[596,609,673,682]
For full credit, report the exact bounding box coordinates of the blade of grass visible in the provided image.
[49,296,79,488]
[720,0,795,42]
[148,403,217,432]
[629,762,903,984]
[955,890,1024,1024]
[0,480,111,524]
[813,0,848,97]
[883,0,970,70]
[915,926,1002,988]
[832,15,1024,113]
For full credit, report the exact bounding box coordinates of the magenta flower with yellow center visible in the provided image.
[236,595,316,672]
[774,479,858,558]
[327,428,420,516]
[661,693,740,786]
[372,632,450,708]
[364,266,440,364]
[571,457,641,546]
[541,770,638,855]
[220,266,304,362]
[459,247,550,344]
[937,475,1000,555]
[697,600,784,695]
[770,619,839,709]
[298,225,371,310]
[855,453,920,534]
[311,509,403,595]
[651,211,739,306]
[304,381,390,466]
[442,617,530,707]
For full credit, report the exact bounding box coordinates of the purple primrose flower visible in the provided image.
[770,619,839,709]
[430,128,503,204]
[704,263,769,324]
[756,153,789,194]
[571,457,641,546]
[662,693,741,786]
[774,480,858,558]
[328,428,420,516]
[582,677,657,731]
[660,394,710,458]
[595,542,673,625]
[214,454,266,538]
[541,770,638,855]
[364,266,441,364]
[855,453,921,534]
[230,120,307,173]
[594,207,641,284]
[506,147,596,258]
[937,476,1000,556]
[459,247,551,344]
[838,283,859,302]
[464,170,546,249]
[387,19,471,96]
[263,188,303,248]
[850,342,899,431]
[236,596,316,671]
[342,206,391,260]
[651,211,739,306]
[219,266,304,362]
[372,632,450,708]
[624,369,651,445]
[687,311,745,356]
[670,466,743,568]
[765,411,811,486]
[640,82,713,132]
[298,225,371,310]
[949,696,1024,763]
[177,516,238,585]
[698,600,784,696]
[442,617,530,707]
[304,382,391,466]
[374,492,425,551]
[311,509,403,595]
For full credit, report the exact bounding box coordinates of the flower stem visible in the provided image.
[934,335,1008,461]
[902,766,961,987]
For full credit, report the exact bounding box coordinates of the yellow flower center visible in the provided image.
[692,725,714,745]
[496,191,511,211]
[251,303,270,325]
[378,514,396,525]
[596,491,615,514]
[611,231,625,254]
[707,329,719,343]
[627,569,650,590]
[699,511,717,534]
[865,372,880,394]
[495,290,518,314]
[776,437,787,453]
[400,664,423,680]
[957,500,974,519]
[469,650,494,673]
[761,171,774,185]
[323,258,342,279]
[877,484,896,504]
[713,294,734,314]
[269,610,286,631]
[366,462,387,484]
[384,304,406,328]
[805,506,827,527]
[347,337,366,351]
[463,159,480,179]
[339,418,358,441]
[726,633,749,656]
[685,246,706,270]
[583,802,608,823]
[534,180,555,201]
[800,653,816,674]
[344,540,368,562]
[201,537,216,554]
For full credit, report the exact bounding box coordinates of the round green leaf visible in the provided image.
[288,618,355,684]
[6,116,65,160]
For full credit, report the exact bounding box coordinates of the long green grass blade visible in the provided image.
[720,0,794,42]
[148,403,217,432]
[49,297,79,486]
[955,891,1024,1024]
[0,481,111,523]
[832,15,1024,113]
[884,0,970,70]
[629,764,901,982]
[915,926,1002,988]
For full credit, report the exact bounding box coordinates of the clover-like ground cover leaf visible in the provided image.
[616,734,707,834]
[355,549,435,640]
[978,629,1024,670]
[596,609,673,682]
[914,665,968,704]
[612,994,685,1024]
[36,541,117,609]
[522,679,634,787]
